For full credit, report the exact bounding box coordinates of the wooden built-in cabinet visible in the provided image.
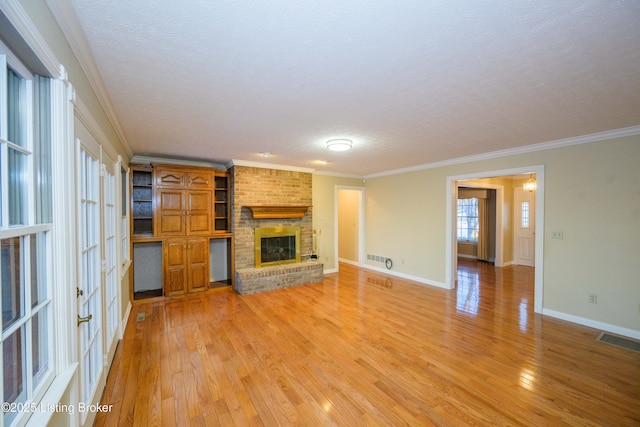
[130,163,233,300]
[163,238,209,296]
[130,165,154,237]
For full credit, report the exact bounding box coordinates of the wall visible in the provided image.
[5,2,132,425]
[361,135,640,335]
[232,166,313,270]
[312,174,365,272]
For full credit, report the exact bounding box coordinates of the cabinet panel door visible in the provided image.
[187,171,214,189]
[156,190,186,235]
[164,239,186,296]
[155,168,186,187]
[186,190,212,235]
[187,238,209,293]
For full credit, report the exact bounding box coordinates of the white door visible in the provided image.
[514,187,535,266]
[76,139,105,425]
[102,153,120,367]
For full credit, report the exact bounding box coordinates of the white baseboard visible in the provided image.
[542,308,640,340]
[121,301,132,339]
[361,263,449,289]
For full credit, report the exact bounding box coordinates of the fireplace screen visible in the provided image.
[255,227,300,267]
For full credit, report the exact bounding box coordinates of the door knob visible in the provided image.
[77,314,93,326]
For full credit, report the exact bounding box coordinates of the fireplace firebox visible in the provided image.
[255,227,300,267]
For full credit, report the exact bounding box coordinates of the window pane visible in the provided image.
[30,233,47,307]
[9,148,28,226]
[3,326,26,426]
[521,201,530,229]
[4,329,24,404]
[32,306,50,389]
[35,75,52,224]
[457,198,479,242]
[1,237,23,331]
[7,68,27,148]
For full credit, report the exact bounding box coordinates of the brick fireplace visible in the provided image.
[231,166,323,294]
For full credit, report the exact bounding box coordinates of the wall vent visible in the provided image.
[596,332,640,353]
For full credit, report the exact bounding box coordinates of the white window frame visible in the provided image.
[0,43,55,427]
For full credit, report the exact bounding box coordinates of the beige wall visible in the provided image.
[359,136,640,333]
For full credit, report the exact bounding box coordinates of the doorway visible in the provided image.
[446,166,544,313]
[336,186,365,267]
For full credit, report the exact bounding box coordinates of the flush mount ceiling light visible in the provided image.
[326,138,353,152]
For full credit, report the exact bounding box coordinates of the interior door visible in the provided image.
[77,140,105,425]
[102,153,119,369]
[514,187,535,267]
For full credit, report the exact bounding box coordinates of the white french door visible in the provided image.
[76,137,105,425]
[102,152,120,367]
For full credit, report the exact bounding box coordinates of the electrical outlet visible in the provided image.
[552,230,564,239]
[588,294,598,304]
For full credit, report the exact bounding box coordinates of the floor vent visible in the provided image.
[596,332,640,353]
[136,312,146,322]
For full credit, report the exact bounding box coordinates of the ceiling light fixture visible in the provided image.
[523,174,536,192]
[261,151,271,157]
[326,138,353,152]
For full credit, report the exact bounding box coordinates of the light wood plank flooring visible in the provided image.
[95,261,640,426]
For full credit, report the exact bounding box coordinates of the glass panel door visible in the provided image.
[77,143,103,421]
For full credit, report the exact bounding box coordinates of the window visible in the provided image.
[1,46,54,427]
[457,198,479,242]
[521,201,530,229]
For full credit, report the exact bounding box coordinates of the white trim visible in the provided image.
[361,263,449,289]
[0,0,65,79]
[323,267,338,274]
[313,170,363,179]
[338,257,360,267]
[132,155,226,169]
[25,363,78,427]
[121,301,132,340]
[542,309,640,341]
[44,0,132,158]
[446,165,545,313]
[229,159,315,173]
[334,185,366,271]
[74,96,119,162]
[365,125,640,179]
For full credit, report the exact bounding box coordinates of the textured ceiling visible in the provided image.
[64,1,640,176]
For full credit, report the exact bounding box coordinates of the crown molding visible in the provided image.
[312,170,364,179]
[365,125,640,179]
[0,0,64,79]
[131,155,227,169]
[44,0,132,158]
[229,159,315,173]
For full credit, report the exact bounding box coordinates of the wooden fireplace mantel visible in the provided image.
[245,205,311,219]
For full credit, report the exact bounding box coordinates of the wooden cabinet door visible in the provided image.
[164,239,186,296]
[155,167,186,188]
[187,171,213,189]
[156,189,186,235]
[186,190,213,235]
[187,238,209,293]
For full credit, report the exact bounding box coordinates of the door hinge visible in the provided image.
[101,259,107,272]
[100,163,106,177]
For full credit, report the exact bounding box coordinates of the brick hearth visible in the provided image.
[234,262,323,295]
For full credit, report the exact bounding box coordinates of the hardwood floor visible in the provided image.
[95,261,640,426]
